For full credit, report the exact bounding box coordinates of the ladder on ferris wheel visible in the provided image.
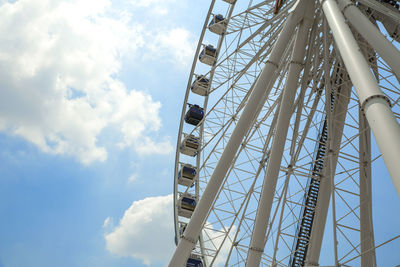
[290,119,329,267]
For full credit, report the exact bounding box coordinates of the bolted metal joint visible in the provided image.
[181,235,197,245]
[290,60,305,66]
[266,60,279,69]
[340,2,355,13]
[249,246,264,253]
[360,94,392,112]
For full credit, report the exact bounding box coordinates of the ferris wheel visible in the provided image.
[172,0,400,266]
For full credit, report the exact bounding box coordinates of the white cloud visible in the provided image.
[105,194,175,265]
[148,28,196,68]
[130,0,178,15]
[134,136,173,156]
[105,194,236,266]
[128,0,197,67]
[127,173,138,184]
[0,0,176,164]
[103,216,114,229]
[131,0,176,6]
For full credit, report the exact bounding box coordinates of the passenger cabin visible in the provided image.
[178,194,197,218]
[208,14,227,35]
[186,256,203,267]
[180,134,199,157]
[184,104,204,126]
[178,164,197,186]
[222,0,236,4]
[191,75,209,96]
[199,45,217,66]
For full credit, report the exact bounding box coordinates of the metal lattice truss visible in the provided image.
[172,0,400,266]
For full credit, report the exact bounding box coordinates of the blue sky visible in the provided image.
[0,0,207,266]
[0,1,399,267]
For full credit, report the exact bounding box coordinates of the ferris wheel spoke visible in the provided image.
[200,34,294,191]
[207,74,293,264]
[247,5,314,265]
[211,24,276,99]
[203,98,283,263]
[227,1,286,34]
[210,20,284,98]
[197,23,285,144]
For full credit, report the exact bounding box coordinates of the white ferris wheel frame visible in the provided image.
[171,0,400,266]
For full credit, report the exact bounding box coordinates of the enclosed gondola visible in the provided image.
[177,194,197,218]
[178,164,197,186]
[199,45,217,66]
[180,134,199,156]
[191,75,210,96]
[208,14,227,35]
[184,104,204,126]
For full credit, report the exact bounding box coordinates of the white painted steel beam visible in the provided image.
[168,3,306,266]
[359,110,377,267]
[357,0,400,23]
[246,4,314,265]
[321,0,400,198]
[337,0,400,81]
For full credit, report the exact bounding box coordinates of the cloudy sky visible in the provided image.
[0,0,208,266]
[1,1,400,267]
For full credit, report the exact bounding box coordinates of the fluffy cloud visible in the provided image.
[105,194,175,265]
[0,0,180,164]
[105,194,236,266]
[130,0,179,15]
[103,216,114,229]
[147,28,196,68]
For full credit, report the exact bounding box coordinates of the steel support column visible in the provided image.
[359,110,377,267]
[321,0,400,198]
[246,4,314,265]
[337,0,400,81]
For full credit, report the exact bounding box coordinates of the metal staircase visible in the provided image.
[289,62,343,266]
[289,119,328,267]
